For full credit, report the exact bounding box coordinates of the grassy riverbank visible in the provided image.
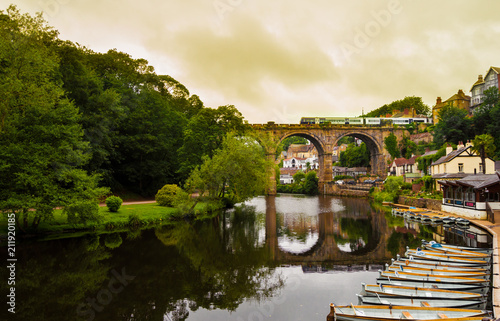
[0,202,216,239]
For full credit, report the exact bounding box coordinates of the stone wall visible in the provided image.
[397,196,442,211]
[329,184,369,197]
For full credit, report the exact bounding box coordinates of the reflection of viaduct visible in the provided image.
[265,196,393,265]
[252,123,405,194]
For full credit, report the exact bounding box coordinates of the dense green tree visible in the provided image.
[339,143,370,167]
[471,134,496,174]
[0,6,107,230]
[186,133,269,205]
[303,171,319,195]
[433,104,473,147]
[384,133,400,159]
[399,136,417,159]
[178,105,248,181]
[364,96,431,117]
[473,87,500,159]
[280,136,308,151]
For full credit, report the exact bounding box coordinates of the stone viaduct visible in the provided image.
[252,122,406,195]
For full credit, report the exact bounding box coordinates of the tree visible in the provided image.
[471,134,496,174]
[339,143,370,168]
[186,133,269,206]
[384,133,400,159]
[433,104,472,147]
[364,96,431,117]
[0,6,107,231]
[303,171,319,195]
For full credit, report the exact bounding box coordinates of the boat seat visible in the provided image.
[421,301,431,307]
[437,313,448,319]
[402,311,413,319]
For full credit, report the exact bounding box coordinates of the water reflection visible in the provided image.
[1,195,492,321]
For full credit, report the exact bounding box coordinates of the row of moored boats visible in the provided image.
[328,239,494,321]
[392,207,471,227]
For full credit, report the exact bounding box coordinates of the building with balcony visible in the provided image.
[469,66,500,114]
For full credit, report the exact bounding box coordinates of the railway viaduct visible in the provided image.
[252,122,406,195]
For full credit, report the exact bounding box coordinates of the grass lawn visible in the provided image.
[1,202,213,239]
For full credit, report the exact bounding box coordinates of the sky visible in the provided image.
[4,0,500,124]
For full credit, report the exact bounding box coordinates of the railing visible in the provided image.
[486,201,494,223]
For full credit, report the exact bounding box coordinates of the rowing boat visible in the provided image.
[405,249,490,264]
[329,304,490,321]
[378,270,489,285]
[356,294,486,309]
[360,283,484,300]
[375,278,489,295]
[385,264,490,279]
[395,254,490,268]
[390,259,488,272]
[421,240,493,255]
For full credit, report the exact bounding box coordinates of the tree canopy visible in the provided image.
[364,96,431,117]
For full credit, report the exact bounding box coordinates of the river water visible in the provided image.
[1,195,492,321]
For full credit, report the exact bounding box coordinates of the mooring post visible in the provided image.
[326,303,335,321]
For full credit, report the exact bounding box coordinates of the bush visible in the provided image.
[65,201,102,225]
[156,184,181,207]
[105,196,123,212]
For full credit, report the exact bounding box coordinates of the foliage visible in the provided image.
[433,104,473,146]
[280,136,308,151]
[64,201,102,225]
[334,175,353,181]
[471,134,496,174]
[303,171,319,195]
[186,133,269,205]
[339,143,370,167]
[0,6,108,231]
[364,96,431,117]
[156,184,181,207]
[105,196,123,212]
[384,133,400,159]
[293,171,306,183]
[399,135,417,159]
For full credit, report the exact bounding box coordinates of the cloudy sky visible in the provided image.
[5,0,500,123]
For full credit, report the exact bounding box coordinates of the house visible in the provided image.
[332,144,348,157]
[431,89,471,124]
[279,168,299,184]
[431,141,496,190]
[437,172,500,219]
[469,66,500,114]
[282,156,319,171]
[332,166,368,178]
[388,156,420,182]
[287,143,317,159]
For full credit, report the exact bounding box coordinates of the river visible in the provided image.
[1,195,492,321]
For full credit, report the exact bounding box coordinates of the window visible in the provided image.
[479,164,483,173]
[444,164,447,173]
[458,163,464,172]
[446,187,453,199]
[455,187,463,200]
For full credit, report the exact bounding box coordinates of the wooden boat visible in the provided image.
[357,294,486,309]
[360,283,484,300]
[421,241,493,255]
[421,243,492,257]
[405,249,490,264]
[329,304,490,321]
[395,254,490,268]
[375,278,489,295]
[390,259,489,272]
[378,270,489,285]
[385,264,489,279]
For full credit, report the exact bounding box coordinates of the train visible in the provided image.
[299,117,433,125]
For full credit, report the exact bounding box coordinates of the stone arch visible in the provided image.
[334,130,386,176]
[276,131,332,194]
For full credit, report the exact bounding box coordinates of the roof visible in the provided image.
[431,146,470,166]
[470,75,485,91]
[421,150,438,157]
[438,172,500,190]
[392,156,418,167]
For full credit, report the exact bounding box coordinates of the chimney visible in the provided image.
[465,140,472,148]
[436,97,442,104]
[457,141,464,149]
[478,75,483,82]
[446,143,453,155]
[458,89,464,96]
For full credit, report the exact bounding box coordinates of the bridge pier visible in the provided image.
[266,153,277,196]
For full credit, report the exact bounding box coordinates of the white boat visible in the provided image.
[385,264,489,279]
[360,283,484,300]
[395,254,490,268]
[329,304,490,321]
[421,241,493,255]
[422,244,492,257]
[390,259,488,272]
[357,294,486,309]
[375,278,489,295]
[405,248,490,264]
[378,270,489,285]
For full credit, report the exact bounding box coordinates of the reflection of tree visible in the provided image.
[2,236,111,321]
[334,218,374,253]
[387,225,438,257]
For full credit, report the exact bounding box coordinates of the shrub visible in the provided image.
[156,184,181,207]
[128,213,142,227]
[65,201,102,225]
[105,196,123,212]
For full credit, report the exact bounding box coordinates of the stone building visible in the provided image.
[432,89,470,124]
